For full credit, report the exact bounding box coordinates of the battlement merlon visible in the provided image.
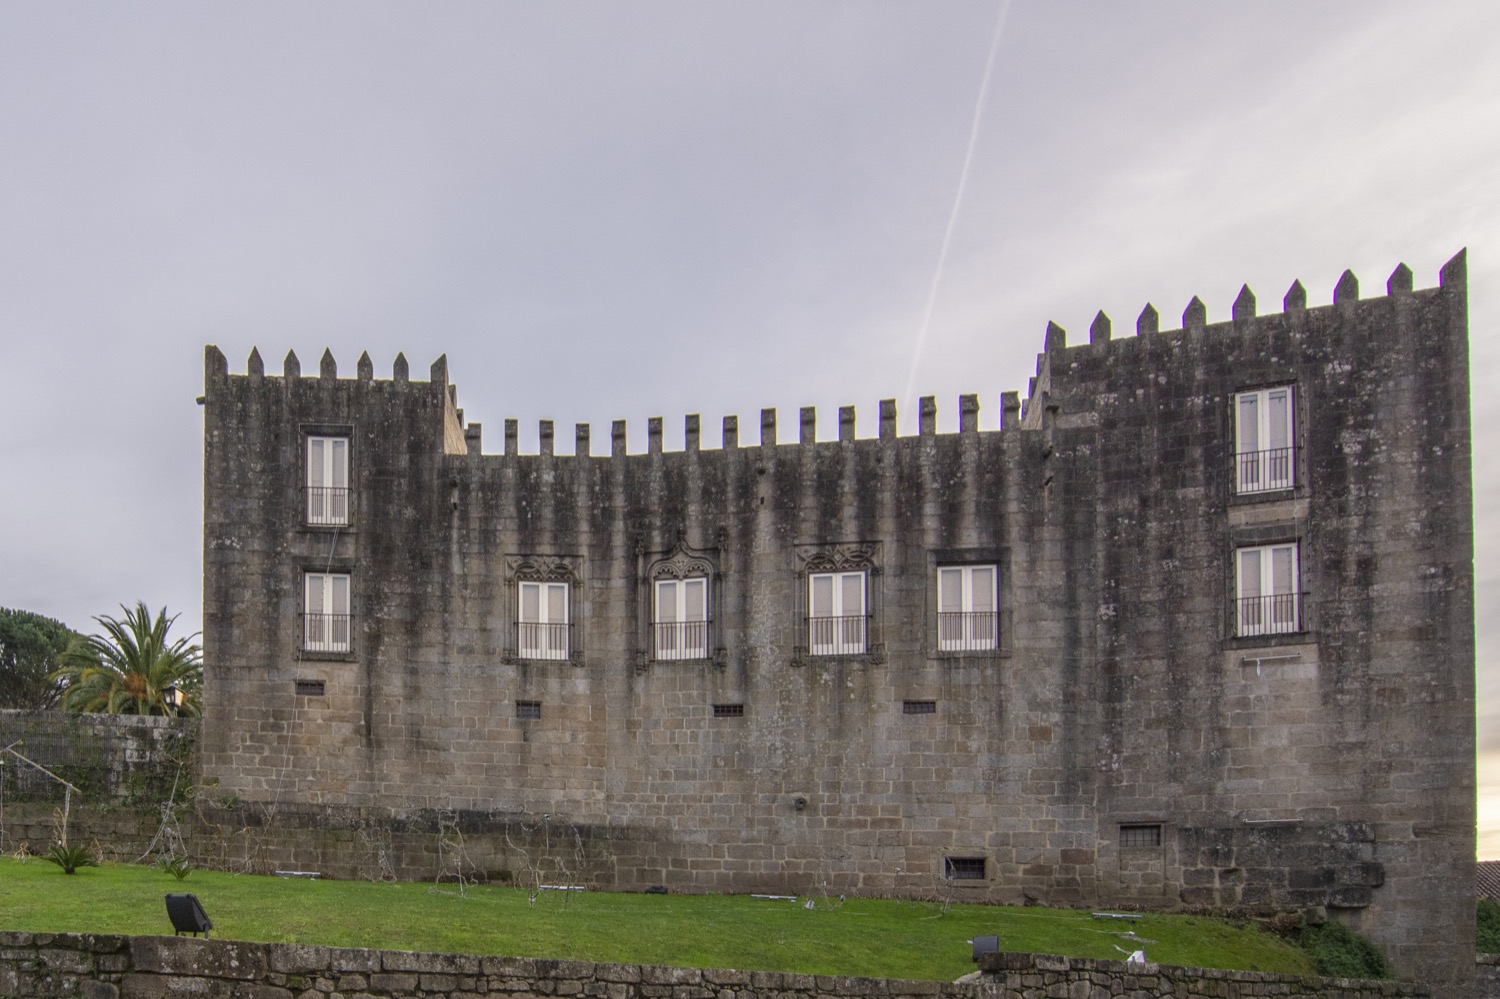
[1020,250,1467,430]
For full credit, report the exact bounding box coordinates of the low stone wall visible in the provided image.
[0,931,1431,999]
[1478,953,1500,997]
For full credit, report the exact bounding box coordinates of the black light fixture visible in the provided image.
[164,893,212,937]
[163,684,186,715]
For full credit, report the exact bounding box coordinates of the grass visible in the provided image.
[0,857,1317,982]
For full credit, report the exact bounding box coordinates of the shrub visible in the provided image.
[44,844,97,875]
[1478,898,1500,953]
[1295,919,1390,980]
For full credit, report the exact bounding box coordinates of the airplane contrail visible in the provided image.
[903,0,1013,417]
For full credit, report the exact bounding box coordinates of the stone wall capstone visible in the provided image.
[0,931,1432,999]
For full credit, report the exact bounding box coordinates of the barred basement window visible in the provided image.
[945,856,986,880]
[1120,824,1163,848]
[712,703,745,718]
[515,700,542,720]
[902,700,937,715]
[294,680,325,697]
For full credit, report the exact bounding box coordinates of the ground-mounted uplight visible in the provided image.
[164,893,212,937]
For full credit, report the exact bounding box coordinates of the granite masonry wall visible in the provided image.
[0,931,1432,999]
[194,255,1474,990]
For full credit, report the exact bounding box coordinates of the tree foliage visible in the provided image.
[52,602,202,716]
[0,606,79,709]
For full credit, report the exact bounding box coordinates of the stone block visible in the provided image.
[129,938,269,982]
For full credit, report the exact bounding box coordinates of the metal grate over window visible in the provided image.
[515,700,542,720]
[902,700,937,715]
[944,856,986,880]
[1119,823,1163,848]
[294,680,325,697]
[712,703,745,718]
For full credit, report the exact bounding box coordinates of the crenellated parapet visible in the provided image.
[1021,252,1466,428]
[205,348,1025,459]
[204,252,1466,463]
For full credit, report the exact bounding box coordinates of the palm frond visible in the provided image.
[51,602,203,716]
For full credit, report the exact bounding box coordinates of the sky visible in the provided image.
[1,3,1497,849]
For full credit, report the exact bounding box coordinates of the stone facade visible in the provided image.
[199,253,1474,991]
[0,932,1433,999]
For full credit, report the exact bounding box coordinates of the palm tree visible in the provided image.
[52,602,202,717]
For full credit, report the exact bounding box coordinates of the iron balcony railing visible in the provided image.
[809,614,867,655]
[518,621,571,661]
[1236,592,1302,637]
[303,613,352,653]
[1234,446,1296,495]
[654,620,709,660]
[937,611,998,651]
[306,486,351,526]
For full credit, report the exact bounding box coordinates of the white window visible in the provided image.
[519,581,569,660]
[1235,387,1294,494]
[937,565,997,651]
[1236,543,1300,636]
[307,436,349,525]
[809,571,866,655]
[304,572,351,652]
[655,577,708,660]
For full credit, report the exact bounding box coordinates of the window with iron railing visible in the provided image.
[518,580,570,660]
[1235,543,1301,637]
[654,577,708,660]
[1234,387,1295,494]
[306,436,350,525]
[303,572,351,652]
[808,570,867,655]
[937,565,998,651]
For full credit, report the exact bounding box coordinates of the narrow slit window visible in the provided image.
[902,700,937,715]
[712,703,745,718]
[515,700,542,720]
[294,679,325,697]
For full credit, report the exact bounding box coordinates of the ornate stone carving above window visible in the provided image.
[797,542,881,577]
[649,541,715,582]
[506,555,578,584]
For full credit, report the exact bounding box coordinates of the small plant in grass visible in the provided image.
[45,843,97,875]
[1478,898,1500,954]
[156,855,192,880]
[1295,919,1390,980]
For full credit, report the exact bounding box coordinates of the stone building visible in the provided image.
[200,252,1473,990]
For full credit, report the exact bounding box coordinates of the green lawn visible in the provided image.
[0,858,1316,982]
